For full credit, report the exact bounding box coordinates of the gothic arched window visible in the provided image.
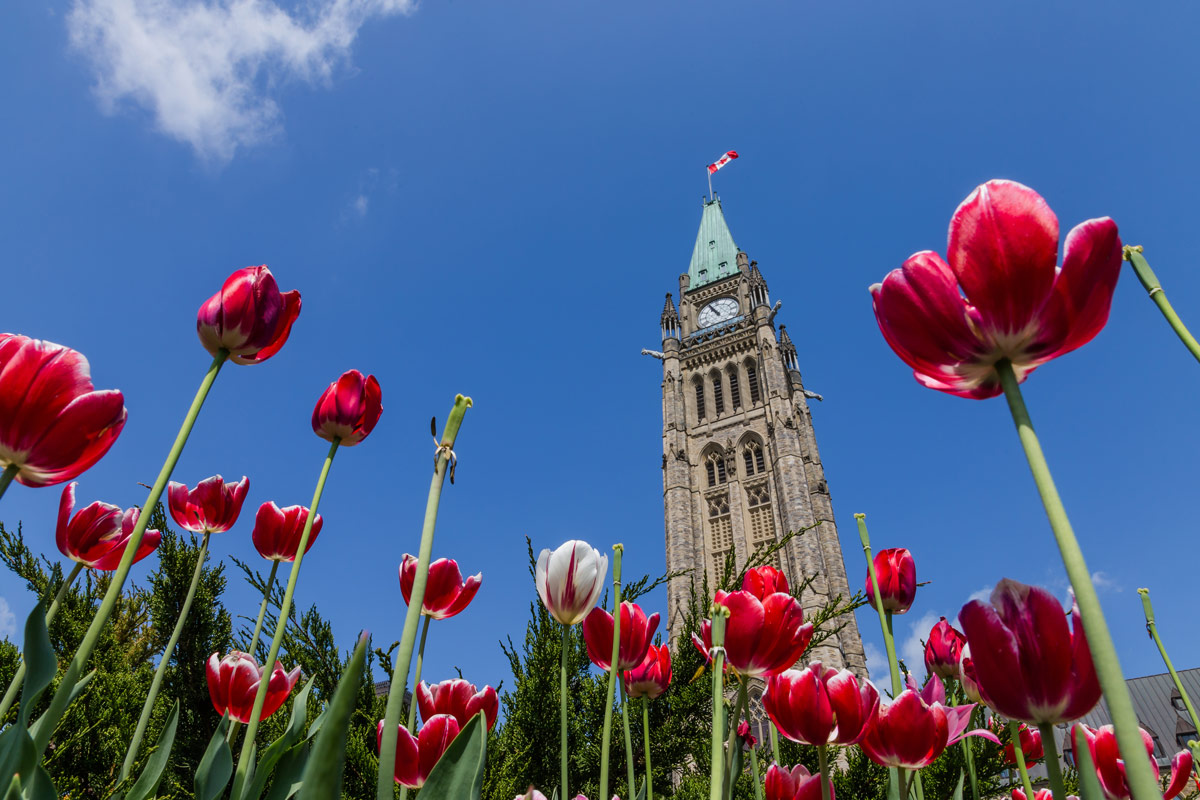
[743,441,766,476]
[746,361,761,405]
[694,379,706,422]
[712,371,725,415]
[705,451,727,487]
[727,365,742,409]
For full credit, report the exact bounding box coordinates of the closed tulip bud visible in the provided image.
[1003,723,1044,766]
[693,589,813,678]
[416,678,498,731]
[197,266,301,365]
[0,334,127,488]
[1073,723,1195,800]
[251,501,322,562]
[865,548,916,615]
[765,662,878,746]
[379,714,460,788]
[624,643,671,700]
[764,763,835,800]
[583,601,660,672]
[311,370,382,446]
[56,482,161,570]
[535,540,608,626]
[206,651,300,723]
[167,475,250,534]
[924,616,966,680]
[399,554,481,620]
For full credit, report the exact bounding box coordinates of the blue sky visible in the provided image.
[2,0,1199,704]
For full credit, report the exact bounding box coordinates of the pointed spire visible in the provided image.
[661,292,679,322]
[661,293,680,340]
[749,262,766,287]
[779,324,799,372]
[687,197,739,290]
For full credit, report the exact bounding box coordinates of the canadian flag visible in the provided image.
[707,150,738,174]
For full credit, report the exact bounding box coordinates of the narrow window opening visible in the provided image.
[695,381,706,421]
[728,367,741,409]
[713,374,725,415]
[747,363,761,404]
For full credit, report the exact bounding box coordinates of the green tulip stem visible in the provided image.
[707,604,730,800]
[817,744,831,800]
[231,437,340,800]
[560,622,570,800]
[642,696,654,800]
[0,561,84,722]
[621,679,636,798]
[0,464,17,504]
[912,767,925,800]
[750,734,763,800]
[1038,723,1069,800]
[121,530,212,782]
[32,350,227,759]
[1138,589,1200,780]
[1124,247,1200,365]
[1008,721,1037,800]
[376,395,472,800]
[769,722,780,766]
[961,738,979,800]
[997,359,1162,800]
[397,614,432,800]
[599,543,625,800]
[226,558,281,746]
[723,677,749,798]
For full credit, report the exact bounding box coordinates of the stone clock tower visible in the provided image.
[655,195,867,677]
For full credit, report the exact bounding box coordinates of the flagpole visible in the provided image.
[707,169,713,201]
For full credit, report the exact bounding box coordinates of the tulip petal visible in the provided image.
[1036,217,1123,360]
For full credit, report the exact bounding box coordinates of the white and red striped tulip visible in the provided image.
[535,540,608,626]
[206,650,300,723]
[197,266,301,365]
[400,554,481,620]
[168,475,250,534]
[379,714,460,789]
[56,482,161,570]
[1073,723,1195,800]
[765,662,878,746]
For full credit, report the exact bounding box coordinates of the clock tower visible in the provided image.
[656,195,867,676]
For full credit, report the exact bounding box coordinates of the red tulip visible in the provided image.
[251,501,322,562]
[737,720,757,747]
[1003,723,1044,766]
[924,616,966,680]
[860,689,997,769]
[56,482,161,570]
[624,643,671,700]
[206,650,300,723]
[959,578,1100,725]
[959,644,982,704]
[1011,791,1062,800]
[583,601,660,672]
[764,764,834,800]
[1073,723,1195,800]
[196,266,301,365]
[167,475,250,534]
[399,554,481,620]
[693,589,814,678]
[311,370,382,446]
[765,662,878,746]
[744,564,789,598]
[379,714,460,788]
[0,334,127,488]
[416,678,498,731]
[865,548,916,615]
[870,180,1122,399]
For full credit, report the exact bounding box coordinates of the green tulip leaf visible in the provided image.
[3,774,21,800]
[28,669,96,743]
[242,677,316,800]
[550,789,559,800]
[24,762,56,800]
[1074,727,1105,800]
[0,726,35,795]
[304,707,327,741]
[194,714,233,800]
[951,770,964,800]
[634,778,647,800]
[419,711,488,800]
[296,633,367,800]
[123,699,180,800]
[263,744,309,800]
[18,602,54,728]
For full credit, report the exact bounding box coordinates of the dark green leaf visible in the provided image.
[194,714,233,800]
[3,774,21,800]
[0,726,35,795]
[242,677,315,800]
[634,778,646,800]
[23,763,56,800]
[124,700,180,800]
[1074,727,1105,800]
[952,770,964,800]
[419,711,488,800]
[18,602,54,728]
[303,707,327,742]
[296,633,368,800]
[263,745,309,800]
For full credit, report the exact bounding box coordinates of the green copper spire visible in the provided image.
[687,196,740,290]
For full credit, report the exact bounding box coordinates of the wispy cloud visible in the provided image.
[352,194,369,216]
[342,166,397,220]
[863,641,887,683]
[1090,571,1121,593]
[899,610,941,679]
[0,597,15,641]
[67,0,416,164]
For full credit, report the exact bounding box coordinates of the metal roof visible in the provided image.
[687,197,740,290]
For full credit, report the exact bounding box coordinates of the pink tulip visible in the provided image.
[1012,791,1072,800]
[0,334,127,488]
[206,650,300,723]
[924,616,966,680]
[514,791,549,800]
[311,369,382,446]
[860,689,997,769]
[959,579,1100,724]
[764,764,834,800]
[744,564,789,597]
[56,482,161,570]
[416,678,498,731]
[1073,723,1194,800]
[765,661,878,746]
[399,554,481,620]
[624,643,671,700]
[1003,723,1044,766]
[865,548,916,615]
[870,179,1122,399]
[379,714,460,788]
[693,589,814,678]
[584,601,660,672]
[535,540,608,626]
[959,644,982,704]
[196,265,301,365]
[167,475,250,534]
[251,501,322,562]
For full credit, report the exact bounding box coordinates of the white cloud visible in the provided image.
[353,194,369,216]
[863,641,887,682]
[898,611,942,679]
[0,597,15,641]
[966,585,992,604]
[1091,571,1121,593]
[67,0,416,163]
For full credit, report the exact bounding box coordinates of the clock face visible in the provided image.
[697,297,739,328]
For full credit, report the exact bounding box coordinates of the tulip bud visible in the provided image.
[765,662,878,746]
[535,540,608,625]
[625,644,671,700]
[251,501,322,562]
[168,475,250,534]
[196,266,301,365]
[56,482,161,570]
[865,548,916,615]
[1003,723,1043,766]
[924,617,966,680]
[311,369,383,446]
[399,554,481,620]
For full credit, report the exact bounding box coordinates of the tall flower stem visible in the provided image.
[723,678,749,799]
[750,736,763,800]
[376,395,472,800]
[707,604,729,800]
[997,359,1162,800]
[226,559,281,745]
[121,530,212,782]
[621,681,636,798]
[231,438,340,800]
[560,622,570,800]
[769,722,780,765]
[961,738,979,800]
[1124,247,1200,365]
[31,351,227,758]
[0,464,17,504]
[817,744,831,800]
[1137,588,1200,780]
[599,544,625,800]
[1008,721,1037,800]
[642,696,654,800]
[0,562,83,722]
[1039,723,1069,800]
[398,615,432,800]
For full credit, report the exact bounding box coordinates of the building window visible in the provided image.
[712,373,725,415]
[708,493,733,582]
[695,380,706,421]
[747,362,761,404]
[727,366,741,409]
[1180,731,1198,749]
[705,451,727,487]
[743,441,766,476]
[746,484,778,568]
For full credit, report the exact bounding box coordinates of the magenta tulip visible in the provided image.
[1073,723,1195,800]
[870,179,1122,399]
[535,539,608,626]
[56,482,161,570]
[311,369,382,446]
[860,689,996,769]
[167,475,250,534]
[1012,791,1063,800]
[865,548,916,615]
[416,678,498,731]
[1003,723,1044,766]
[206,650,300,723]
[197,265,301,365]
[379,714,460,788]
[744,564,789,597]
[924,616,966,680]
[399,554,481,620]
[764,764,835,800]
[959,578,1101,725]
[251,501,322,562]
[583,601,660,672]
[765,661,878,746]
[624,643,671,700]
[959,644,982,704]
[0,334,127,488]
[693,589,813,678]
